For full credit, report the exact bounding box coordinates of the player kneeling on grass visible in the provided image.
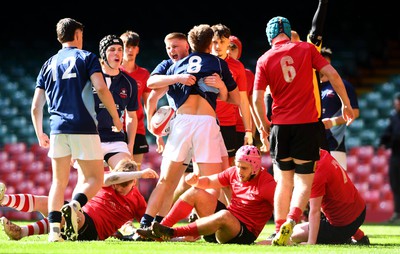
[0,159,158,241]
[258,149,369,245]
[136,145,276,244]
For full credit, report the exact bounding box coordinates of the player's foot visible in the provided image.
[352,235,370,245]
[61,200,81,241]
[48,231,64,242]
[272,219,295,246]
[188,212,198,223]
[136,227,160,241]
[0,182,6,204]
[266,232,276,240]
[1,217,22,240]
[120,232,155,241]
[119,221,136,236]
[151,221,174,241]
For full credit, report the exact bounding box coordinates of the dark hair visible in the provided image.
[56,18,84,43]
[211,23,231,39]
[120,30,140,47]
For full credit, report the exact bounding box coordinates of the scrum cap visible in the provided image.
[99,35,124,61]
[229,35,242,59]
[266,16,291,45]
[235,145,261,175]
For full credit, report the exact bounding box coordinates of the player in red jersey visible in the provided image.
[0,159,158,241]
[228,35,260,148]
[252,16,354,246]
[119,31,151,171]
[211,24,253,167]
[257,149,369,245]
[136,145,276,244]
[290,149,369,244]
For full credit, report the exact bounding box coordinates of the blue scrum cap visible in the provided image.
[266,16,291,45]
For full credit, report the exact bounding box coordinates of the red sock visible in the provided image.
[174,222,200,238]
[352,229,365,240]
[275,219,286,233]
[288,207,303,223]
[2,194,36,212]
[161,199,193,227]
[27,218,49,236]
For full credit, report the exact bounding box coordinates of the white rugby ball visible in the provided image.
[150,106,175,136]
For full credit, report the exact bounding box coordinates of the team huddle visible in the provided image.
[0,0,371,246]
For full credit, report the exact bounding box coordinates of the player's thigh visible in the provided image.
[214,210,242,242]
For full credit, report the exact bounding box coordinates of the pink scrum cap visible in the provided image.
[235,145,261,174]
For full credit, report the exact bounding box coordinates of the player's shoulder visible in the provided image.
[136,65,150,75]
[120,71,138,86]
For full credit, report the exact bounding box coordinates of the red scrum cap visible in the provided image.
[229,35,242,60]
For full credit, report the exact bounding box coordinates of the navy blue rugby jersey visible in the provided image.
[165,52,237,111]
[150,59,174,75]
[94,71,139,142]
[36,47,102,135]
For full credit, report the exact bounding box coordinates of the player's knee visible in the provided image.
[295,161,316,174]
[274,159,295,170]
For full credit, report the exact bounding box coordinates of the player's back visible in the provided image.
[255,41,328,124]
[169,52,228,79]
[37,47,101,134]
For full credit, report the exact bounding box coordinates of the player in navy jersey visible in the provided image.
[31,18,122,242]
[138,24,240,232]
[320,47,359,170]
[95,34,139,168]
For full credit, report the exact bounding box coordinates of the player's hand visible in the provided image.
[140,168,159,179]
[38,133,50,148]
[112,118,123,132]
[203,73,223,89]
[185,173,199,186]
[156,136,165,153]
[178,74,196,86]
[342,105,354,126]
[244,131,253,145]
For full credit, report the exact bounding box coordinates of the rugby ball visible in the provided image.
[150,106,175,136]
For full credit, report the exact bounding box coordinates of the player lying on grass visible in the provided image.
[136,145,277,244]
[257,149,369,245]
[0,159,158,241]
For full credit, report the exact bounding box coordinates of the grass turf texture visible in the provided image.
[0,222,399,254]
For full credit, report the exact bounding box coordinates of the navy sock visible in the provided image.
[140,214,154,228]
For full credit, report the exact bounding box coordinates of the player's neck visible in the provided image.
[122,61,137,72]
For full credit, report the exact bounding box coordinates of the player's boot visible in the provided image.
[61,200,81,241]
[272,219,295,246]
